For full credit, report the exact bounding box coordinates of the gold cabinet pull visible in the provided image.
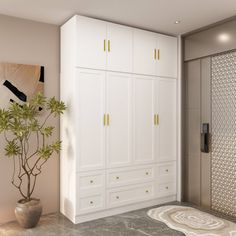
[157,49,160,60]
[154,114,156,125]
[156,114,159,125]
[154,49,157,60]
[103,114,106,126]
[107,114,110,126]
[104,39,106,51]
[108,40,111,52]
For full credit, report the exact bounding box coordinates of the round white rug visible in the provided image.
[148,205,236,236]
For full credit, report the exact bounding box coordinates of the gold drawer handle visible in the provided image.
[165,169,169,172]
[108,40,111,52]
[90,201,94,205]
[90,180,94,184]
[154,114,159,126]
[116,196,120,199]
[146,172,149,175]
[166,186,169,190]
[103,114,106,126]
[146,190,149,193]
[107,114,110,126]
[103,39,106,51]
[156,114,159,125]
[116,176,120,180]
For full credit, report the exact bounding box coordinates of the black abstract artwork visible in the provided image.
[0,63,44,108]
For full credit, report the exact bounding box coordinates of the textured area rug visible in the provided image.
[148,206,236,236]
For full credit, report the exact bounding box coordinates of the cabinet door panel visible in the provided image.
[134,76,155,164]
[158,78,177,162]
[133,29,156,75]
[106,72,133,168]
[77,69,106,171]
[156,35,177,78]
[77,16,107,70]
[107,24,133,73]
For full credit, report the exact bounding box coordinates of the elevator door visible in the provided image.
[184,57,211,208]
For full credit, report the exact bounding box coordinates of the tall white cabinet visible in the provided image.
[60,15,178,224]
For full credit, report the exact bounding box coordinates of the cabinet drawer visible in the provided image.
[157,162,176,183]
[78,193,105,214]
[107,183,154,208]
[78,172,105,191]
[107,166,154,188]
[156,182,176,197]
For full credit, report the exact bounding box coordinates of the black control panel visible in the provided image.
[201,123,210,153]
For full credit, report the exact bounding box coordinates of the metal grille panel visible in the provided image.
[211,51,236,216]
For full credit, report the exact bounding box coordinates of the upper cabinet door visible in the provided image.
[106,72,133,168]
[134,75,155,164]
[133,29,157,76]
[77,69,106,171]
[76,16,107,70]
[158,78,177,162]
[156,35,177,78]
[107,23,133,73]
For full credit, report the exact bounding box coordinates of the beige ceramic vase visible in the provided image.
[15,198,42,228]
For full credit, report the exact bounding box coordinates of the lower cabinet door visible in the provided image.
[107,165,154,188]
[133,75,156,164]
[107,183,154,208]
[156,162,176,183]
[156,181,176,197]
[77,191,105,215]
[77,69,106,171]
[158,78,177,163]
[78,171,105,192]
[106,72,133,168]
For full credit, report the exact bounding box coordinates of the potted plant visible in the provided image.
[0,93,66,228]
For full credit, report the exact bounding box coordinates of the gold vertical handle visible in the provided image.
[154,114,156,125]
[156,114,159,125]
[103,114,106,126]
[108,40,111,52]
[104,39,106,52]
[157,49,160,60]
[107,114,110,126]
[154,49,157,60]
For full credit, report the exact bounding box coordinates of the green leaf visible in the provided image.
[30,92,46,108]
[37,145,53,160]
[51,140,61,153]
[37,140,61,159]
[41,126,54,137]
[5,140,21,157]
[47,97,66,116]
[0,109,10,132]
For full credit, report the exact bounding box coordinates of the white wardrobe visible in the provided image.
[60,15,178,224]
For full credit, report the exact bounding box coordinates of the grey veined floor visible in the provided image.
[0,202,235,236]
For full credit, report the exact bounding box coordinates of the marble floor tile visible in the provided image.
[0,202,235,236]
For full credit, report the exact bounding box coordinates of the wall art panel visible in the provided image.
[0,62,44,108]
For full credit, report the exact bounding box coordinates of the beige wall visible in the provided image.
[0,14,60,224]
